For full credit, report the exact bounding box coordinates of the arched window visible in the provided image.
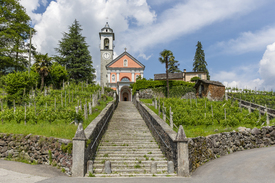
[123,59,128,67]
[121,77,130,82]
[104,38,109,49]
[112,74,115,82]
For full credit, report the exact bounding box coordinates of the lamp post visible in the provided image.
[28,28,32,75]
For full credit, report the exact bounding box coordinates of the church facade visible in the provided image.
[99,22,145,101]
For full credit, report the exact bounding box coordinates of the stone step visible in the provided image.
[98,144,159,147]
[93,160,168,165]
[101,137,155,140]
[95,154,164,158]
[88,173,177,177]
[100,140,156,143]
[93,163,168,169]
[94,157,166,161]
[93,168,168,174]
[97,147,160,151]
[96,150,162,154]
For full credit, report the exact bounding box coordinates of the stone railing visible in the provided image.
[0,133,72,175]
[133,93,189,176]
[72,94,118,177]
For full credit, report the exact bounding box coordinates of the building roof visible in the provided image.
[194,79,225,88]
[106,51,145,69]
[154,73,183,80]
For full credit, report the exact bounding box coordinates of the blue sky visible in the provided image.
[20,0,275,90]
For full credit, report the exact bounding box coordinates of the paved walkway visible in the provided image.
[2,145,275,183]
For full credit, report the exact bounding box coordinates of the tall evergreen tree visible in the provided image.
[168,55,181,73]
[55,20,95,83]
[0,0,34,75]
[193,41,210,80]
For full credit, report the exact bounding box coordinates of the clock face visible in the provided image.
[102,52,110,60]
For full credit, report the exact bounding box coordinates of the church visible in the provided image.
[99,22,145,101]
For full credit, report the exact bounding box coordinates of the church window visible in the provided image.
[121,77,130,82]
[124,59,128,67]
[104,38,109,49]
[112,74,115,82]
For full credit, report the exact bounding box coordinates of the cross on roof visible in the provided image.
[124,47,127,52]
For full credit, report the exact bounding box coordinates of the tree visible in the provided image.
[168,55,181,73]
[193,41,210,80]
[33,53,52,90]
[45,62,68,89]
[3,70,39,103]
[159,49,173,98]
[55,20,95,83]
[0,0,34,74]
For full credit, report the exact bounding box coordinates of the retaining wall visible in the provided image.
[0,133,72,175]
[188,126,275,173]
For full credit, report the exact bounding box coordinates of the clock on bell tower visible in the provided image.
[99,22,115,87]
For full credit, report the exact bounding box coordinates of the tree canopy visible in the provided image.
[193,41,210,80]
[0,0,34,75]
[168,55,181,73]
[55,19,95,83]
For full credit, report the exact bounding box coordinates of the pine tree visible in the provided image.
[193,41,210,80]
[55,20,95,83]
[0,0,34,74]
[168,55,181,73]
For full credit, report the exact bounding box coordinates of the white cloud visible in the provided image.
[212,26,275,54]
[211,65,264,90]
[138,53,152,60]
[212,42,275,91]
[20,0,42,24]
[259,42,275,89]
[22,0,261,82]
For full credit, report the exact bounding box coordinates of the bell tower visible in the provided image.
[99,22,115,87]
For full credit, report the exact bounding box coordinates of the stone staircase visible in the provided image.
[91,101,176,177]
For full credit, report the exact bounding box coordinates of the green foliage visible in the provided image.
[190,76,200,82]
[168,56,180,73]
[61,168,65,173]
[2,70,39,103]
[0,0,34,74]
[33,53,52,90]
[45,62,68,89]
[193,41,210,80]
[48,150,52,164]
[55,19,95,83]
[61,143,73,154]
[131,79,195,96]
[148,97,267,137]
[88,172,95,177]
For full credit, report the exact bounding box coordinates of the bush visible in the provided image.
[190,76,200,82]
[131,79,195,95]
[3,71,39,103]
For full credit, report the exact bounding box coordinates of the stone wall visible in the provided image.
[188,126,275,173]
[0,133,72,175]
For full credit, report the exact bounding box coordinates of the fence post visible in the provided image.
[170,106,173,129]
[248,103,251,113]
[84,104,87,120]
[175,125,189,177]
[89,102,92,115]
[225,92,228,101]
[72,123,87,177]
[163,107,166,121]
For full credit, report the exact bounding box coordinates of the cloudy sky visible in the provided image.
[20,0,275,90]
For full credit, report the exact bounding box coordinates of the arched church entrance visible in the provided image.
[120,85,131,101]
